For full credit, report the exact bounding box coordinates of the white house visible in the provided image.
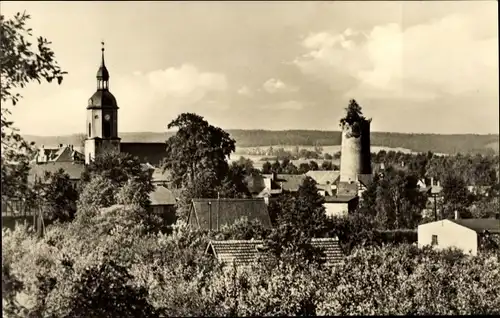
[418,217,500,256]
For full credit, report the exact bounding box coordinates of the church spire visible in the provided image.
[96,41,109,89]
[101,41,106,67]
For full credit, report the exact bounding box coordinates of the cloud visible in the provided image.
[237,85,252,96]
[262,78,297,94]
[258,100,304,110]
[11,64,228,135]
[295,6,498,101]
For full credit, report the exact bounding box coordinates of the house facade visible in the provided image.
[418,218,500,256]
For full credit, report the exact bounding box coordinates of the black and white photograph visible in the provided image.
[1,1,499,316]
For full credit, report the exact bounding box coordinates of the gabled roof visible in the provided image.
[450,219,500,234]
[149,186,179,206]
[262,174,307,192]
[305,170,340,185]
[28,162,85,183]
[205,237,344,266]
[189,198,272,230]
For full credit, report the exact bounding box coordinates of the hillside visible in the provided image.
[23,130,499,155]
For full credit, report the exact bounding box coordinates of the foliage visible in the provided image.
[3,215,500,317]
[441,172,472,218]
[361,167,426,229]
[76,175,118,219]
[35,169,78,222]
[81,151,153,191]
[265,177,330,265]
[163,113,235,189]
[340,99,366,127]
[1,12,66,201]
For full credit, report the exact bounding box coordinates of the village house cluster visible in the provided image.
[17,46,499,263]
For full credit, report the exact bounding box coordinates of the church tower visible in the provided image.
[85,43,120,164]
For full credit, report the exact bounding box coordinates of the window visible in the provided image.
[431,235,438,246]
[103,120,111,138]
[88,123,91,137]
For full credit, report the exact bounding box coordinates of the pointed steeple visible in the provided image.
[96,41,109,88]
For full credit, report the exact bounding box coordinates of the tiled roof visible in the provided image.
[149,186,179,205]
[306,170,340,185]
[262,174,307,192]
[189,198,272,230]
[206,237,344,266]
[324,195,357,203]
[28,162,85,183]
[451,219,500,234]
[120,142,167,166]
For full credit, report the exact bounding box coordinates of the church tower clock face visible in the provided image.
[104,114,111,121]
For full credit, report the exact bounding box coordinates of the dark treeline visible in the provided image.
[24,130,499,156]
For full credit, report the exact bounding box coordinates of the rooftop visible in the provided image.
[206,237,344,266]
[189,198,272,230]
[451,218,500,234]
[305,170,340,185]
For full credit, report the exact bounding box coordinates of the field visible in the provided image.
[23,130,499,156]
[230,145,418,170]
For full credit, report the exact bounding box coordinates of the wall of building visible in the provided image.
[324,203,349,218]
[339,120,372,182]
[417,220,478,256]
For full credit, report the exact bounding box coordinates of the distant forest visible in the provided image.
[24,130,499,155]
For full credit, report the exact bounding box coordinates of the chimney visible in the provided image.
[272,171,277,181]
[431,177,434,186]
[59,144,63,148]
[454,210,459,220]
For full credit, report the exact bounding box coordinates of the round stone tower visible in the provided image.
[339,117,372,182]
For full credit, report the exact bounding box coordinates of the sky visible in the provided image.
[2,1,499,136]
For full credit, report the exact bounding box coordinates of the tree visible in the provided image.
[76,175,118,221]
[374,167,426,229]
[163,113,235,188]
[216,162,251,199]
[81,151,152,189]
[321,160,334,171]
[266,177,330,264]
[339,99,365,127]
[262,161,272,174]
[308,161,319,171]
[36,169,79,222]
[1,12,67,201]
[298,163,310,174]
[441,172,471,218]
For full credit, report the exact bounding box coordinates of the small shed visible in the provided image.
[418,218,500,256]
[188,198,272,230]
